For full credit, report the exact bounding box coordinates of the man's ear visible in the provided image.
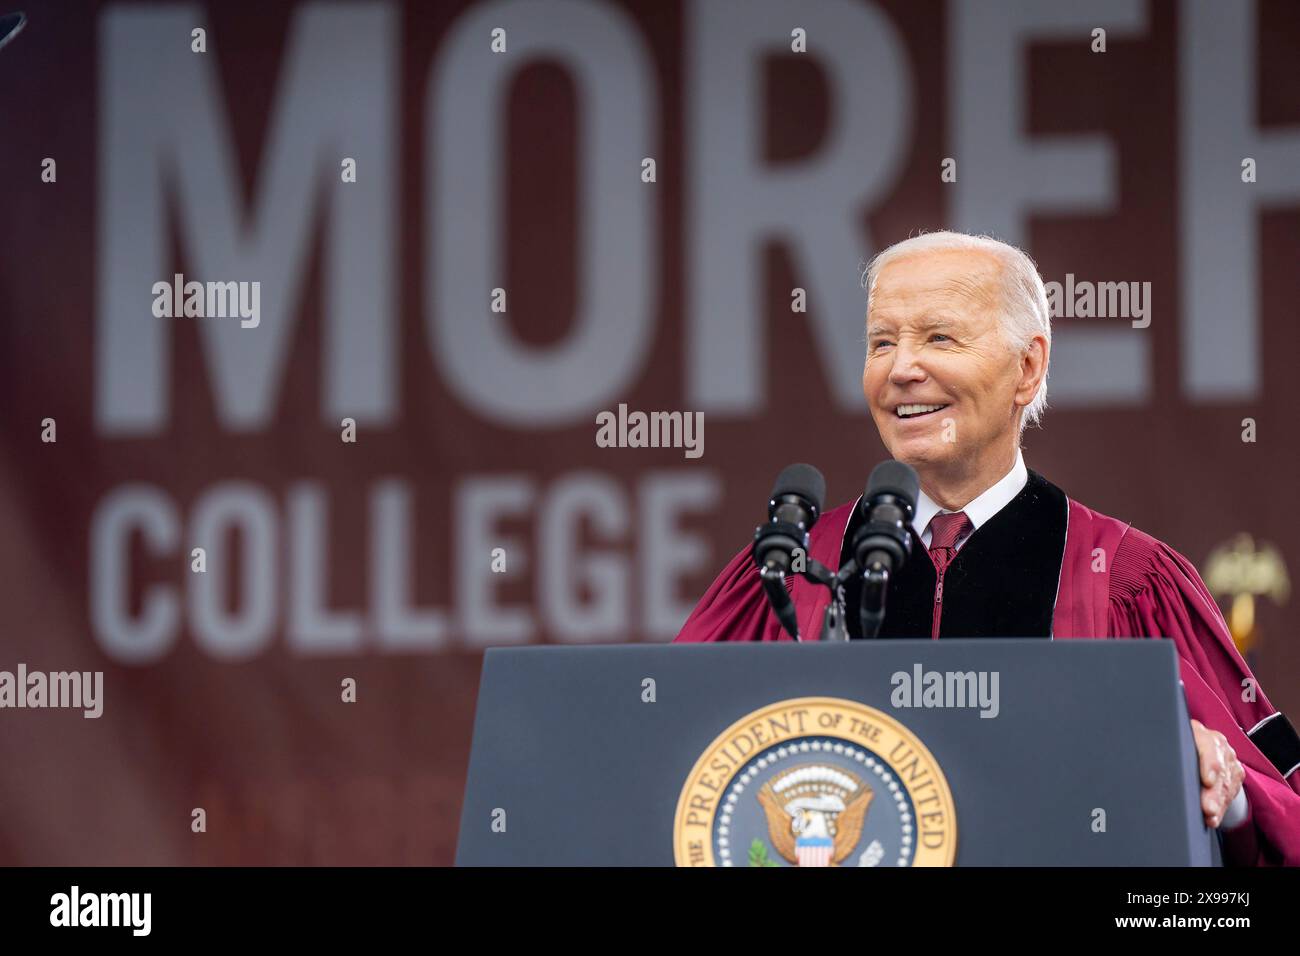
[1014,334,1049,406]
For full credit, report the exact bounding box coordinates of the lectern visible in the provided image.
[456,640,1220,866]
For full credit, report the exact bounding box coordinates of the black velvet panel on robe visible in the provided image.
[839,470,1069,639]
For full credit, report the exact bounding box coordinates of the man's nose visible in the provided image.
[887,343,927,385]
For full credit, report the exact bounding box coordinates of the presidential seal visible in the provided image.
[673,697,957,867]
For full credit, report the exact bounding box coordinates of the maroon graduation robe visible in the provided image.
[673,472,1300,866]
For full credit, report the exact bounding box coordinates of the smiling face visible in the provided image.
[863,248,1045,491]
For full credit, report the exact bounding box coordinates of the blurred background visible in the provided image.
[0,0,1296,864]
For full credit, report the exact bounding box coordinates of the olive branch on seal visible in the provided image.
[748,838,779,867]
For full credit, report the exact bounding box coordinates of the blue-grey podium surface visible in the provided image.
[456,640,1219,866]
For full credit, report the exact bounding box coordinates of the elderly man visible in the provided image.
[673,231,1300,866]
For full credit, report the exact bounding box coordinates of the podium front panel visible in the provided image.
[456,640,1216,866]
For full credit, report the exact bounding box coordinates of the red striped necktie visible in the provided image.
[927,511,972,574]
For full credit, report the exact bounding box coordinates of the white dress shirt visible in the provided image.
[913,448,1028,550]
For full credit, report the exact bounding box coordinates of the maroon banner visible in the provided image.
[0,0,1296,864]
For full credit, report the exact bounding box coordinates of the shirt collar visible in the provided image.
[912,448,1028,540]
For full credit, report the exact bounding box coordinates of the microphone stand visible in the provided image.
[801,559,850,642]
[805,557,884,641]
[855,564,890,640]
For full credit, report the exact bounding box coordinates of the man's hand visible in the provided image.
[1191,718,1245,828]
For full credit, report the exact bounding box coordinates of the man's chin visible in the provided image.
[883,434,950,469]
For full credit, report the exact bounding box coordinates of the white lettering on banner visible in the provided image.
[371,481,450,651]
[951,0,1147,245]
[96,3,396,434]
[458,477,536,646]
[93,0,1283,437]
[428,0,656,425]
[539,473,629,642]
[1180,0,1300,401]
[951,0,1152,406]
[188,484,278,660]
[90,485,180,664]
[89,472,721,663]
[288,485,364,654]
[687,0,912,415]
[640,472,720,638]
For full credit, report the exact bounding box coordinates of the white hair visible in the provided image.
[861,231,1052,430]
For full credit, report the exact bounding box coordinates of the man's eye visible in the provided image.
[930,334,950,343]
[871,340,894,351]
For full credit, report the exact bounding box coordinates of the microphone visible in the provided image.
[752,464,825,639]
[848,460,918,638]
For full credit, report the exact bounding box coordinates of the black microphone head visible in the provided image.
[866,460,919,511]
[770,463,826,512]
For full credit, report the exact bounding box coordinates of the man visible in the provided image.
[673,231,1300,866]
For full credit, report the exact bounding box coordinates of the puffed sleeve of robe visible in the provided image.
[1107,527,1300,866]
[672,544,788,643]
